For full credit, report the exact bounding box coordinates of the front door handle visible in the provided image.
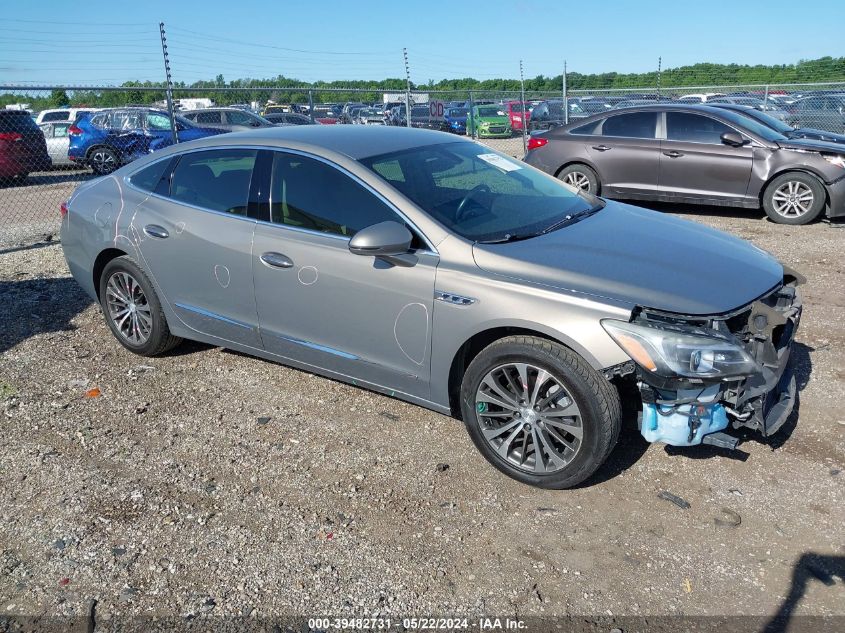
[260,252,294,269]
[663,150,684,158]
[143,224,169,239]
[592,144,611,151]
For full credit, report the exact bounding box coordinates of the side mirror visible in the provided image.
[720,131,746,147]
[348,221,413,257]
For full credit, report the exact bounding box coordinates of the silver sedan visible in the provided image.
[60,126,801,488]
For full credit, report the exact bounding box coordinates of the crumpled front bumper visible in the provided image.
[633,280,803,447]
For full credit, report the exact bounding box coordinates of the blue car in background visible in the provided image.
[444,107,468,134]
[68,108,226,174]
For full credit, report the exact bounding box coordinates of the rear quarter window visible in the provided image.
[129,159,174,193]
[569,120,600,135]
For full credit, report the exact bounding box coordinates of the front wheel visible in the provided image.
[460,336,621,489]
[762,172,826,225]
[99,256,182,356]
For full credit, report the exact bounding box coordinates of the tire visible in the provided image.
[557,164,600,195]
[459,335,621,489]
[98,256,182,356]
[762,172,826,225]
[88,146,119,175]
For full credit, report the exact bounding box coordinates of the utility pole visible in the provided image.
[403,48,412,128]
[159,22,177,143]
[519,60,527,153]
[563,60,568,125]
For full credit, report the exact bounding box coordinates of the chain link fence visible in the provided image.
[2,81,845,247]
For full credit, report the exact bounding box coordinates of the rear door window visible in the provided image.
[666,112,735,144]
[600,112,657,138]
[169,149,257,216]
[42,111,69,122]
[129,158,174,193]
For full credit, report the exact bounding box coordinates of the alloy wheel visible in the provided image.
[90,149,116,173]
[475,362,583,474]
[771,180,814,219]
[563,171,591,192]
[105,272,152,345]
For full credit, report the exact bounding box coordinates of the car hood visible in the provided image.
[775,137,845,153]
[789,128,845,145]
[476,117,509,124]
[471,201,783,316]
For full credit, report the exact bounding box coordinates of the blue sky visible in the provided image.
[1,0,843,86]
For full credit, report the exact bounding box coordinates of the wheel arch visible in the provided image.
[758,167,830,211]
[92,247,128,300]
[446,325,601,419]
[553,160,602,192]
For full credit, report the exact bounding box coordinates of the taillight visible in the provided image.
[60,201,68,217]
[527,136,549,151]
[68,125,83,136]
[0,132,22,142]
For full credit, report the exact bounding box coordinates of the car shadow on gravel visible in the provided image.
[0,277,92,354]
[633,199,767,221]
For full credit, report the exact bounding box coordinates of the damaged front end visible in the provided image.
[602,269,803,449]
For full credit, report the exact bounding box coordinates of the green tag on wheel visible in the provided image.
[476,401,487,413]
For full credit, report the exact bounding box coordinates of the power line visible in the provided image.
[167,26,383,56]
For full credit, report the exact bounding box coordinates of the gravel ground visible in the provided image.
[0,202,843,631]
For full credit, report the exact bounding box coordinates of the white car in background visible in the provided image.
[35,108,98,125]
[38,121,74,166]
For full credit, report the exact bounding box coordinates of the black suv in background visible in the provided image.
[528,100,589,131]
[0,110,51,184]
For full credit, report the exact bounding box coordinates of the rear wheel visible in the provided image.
[99,256,181,356]
[762,172,825,225]
[557,164,600,195]
[460,335,620,489]
[89,147,119,175]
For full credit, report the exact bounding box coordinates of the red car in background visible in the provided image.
[0,110,51,182]
[505,101,532,131]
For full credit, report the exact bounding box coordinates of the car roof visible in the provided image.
[185,107,256,113]
[557,102,769,131]
[174,125,461,160]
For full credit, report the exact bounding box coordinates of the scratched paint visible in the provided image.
[214,264,231,288]
[298,266,318,286]
[393,303,429,365]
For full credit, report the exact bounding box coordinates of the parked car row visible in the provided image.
[527,91,845,133]
[524,102,845,225]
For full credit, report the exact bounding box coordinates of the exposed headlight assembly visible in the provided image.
[601,319,760,380]
[822,154,845,169]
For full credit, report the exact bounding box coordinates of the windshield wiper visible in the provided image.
[540,203,605,235]
[477,233,537,244]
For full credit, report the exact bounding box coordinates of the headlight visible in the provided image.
[601,319,759,380]
[823,154,845,169]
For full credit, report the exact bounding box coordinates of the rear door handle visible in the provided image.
[663,150,684,158]
[143,224,169,239]
[592,144,611,151]
[260,252,294,269]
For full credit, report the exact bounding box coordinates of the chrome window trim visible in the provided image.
[123,144,438,255]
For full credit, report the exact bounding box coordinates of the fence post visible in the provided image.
[763,84,770,108]
[656,56,662,99]
[308,90,315,123]
[468,91,475,139]
[563,60,568,125]
[519,60,527,154]
[158,22,177,144]
[403,48,412,128]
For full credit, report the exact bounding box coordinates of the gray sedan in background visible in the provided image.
[524,103,845,224]
[60,126,801,489]
[180,107,277,132]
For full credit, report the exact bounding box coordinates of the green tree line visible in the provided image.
[2,57,843,110]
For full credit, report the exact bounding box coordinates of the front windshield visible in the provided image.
[447,108,468,117]
[715,108,789,142]
[737,108,793,134]
[360,141,597,242]
[359,109,380,117]
[478,106,506,117]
